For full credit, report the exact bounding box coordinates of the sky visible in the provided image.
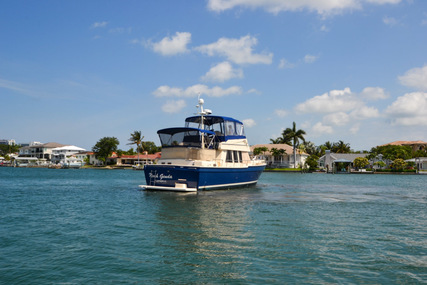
[1,0,427,151]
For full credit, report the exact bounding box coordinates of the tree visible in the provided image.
[332,140,351,153]
[374,161,386,169]
[0,144,20,157]
[305,155,319,171]
[128,131,144,166]
[271,148,286,164]
[392,158,406,171]
[269,137,282,144]
[128,131,144,153]
[353,157,369,169]
[253,146,268,156]
[270,131,292,145]
[141,141,161,154]
[323,141,333,150]
[369,145,412,161]
[282,122,306,168]
[92,137,120,165]
[299,141,316,155]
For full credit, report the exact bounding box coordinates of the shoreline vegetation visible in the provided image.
[2,127,426,174]
[1,164,420,175]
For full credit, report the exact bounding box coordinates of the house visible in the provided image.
[0,139,16,145]
[18,142,66,160]
[82,151,104,166]
[319,150,369,173]
[251,144,308,168]
[51,145,87,164]
[116,152,161,166]
[406,157,427,174]
[380,140,427,152]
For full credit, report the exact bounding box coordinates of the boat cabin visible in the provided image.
[158,116,246,149]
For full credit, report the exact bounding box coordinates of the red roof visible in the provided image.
[115,152,161,159]
[380,140,427,146]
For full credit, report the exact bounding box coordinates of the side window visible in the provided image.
[226,150,233,162]
[238,151,243,162]
[233,151,239,163]
[235,123,244,136]
[225,121,235,136]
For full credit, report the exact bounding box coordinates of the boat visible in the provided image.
[141,97,266,192]
[60,157,85,169]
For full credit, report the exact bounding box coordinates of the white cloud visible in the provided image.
[91,21,108,29]
[295,87,382,133]
[295,87,360,114]
[161,100,186,113]
[304,54,318,63]
[360,87,388,100]
[398,65,427,91]
[350,123,360,134]
[242,119,256,127]
[201,61,243,82]
[207,0,401,16]
[383,16,398,26]
[320,25,329,32]
[323,112,350,126]
[149,32,191,56]
[278,58,295,69]
[195,35,273,65]
[311,122,333,136]
[274,109,288,117]
[247,88,262,95]
[0,78,47,98]
[367,0,401,4]
[109,27,132,34]
[153,84,242,98]
[350,106,379,119]
[385,92,427,126]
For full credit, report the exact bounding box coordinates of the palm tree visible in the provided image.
[282,122,306,168]
[128,131,144,167]
[270,138,282,144]
[271,148,286,166]
[323,141,333,150]
[333,140,351,153]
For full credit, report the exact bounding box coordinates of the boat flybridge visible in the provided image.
[141,97,266,192]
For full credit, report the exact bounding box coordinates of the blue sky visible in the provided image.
[1,0,427,151]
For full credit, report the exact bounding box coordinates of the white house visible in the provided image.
[318,150,369,173]
[18,142,65,160]
[51,145,87,164]
[406,157,427,174]
[251,144,308,168]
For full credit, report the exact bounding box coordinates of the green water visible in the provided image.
[0,168,426,284]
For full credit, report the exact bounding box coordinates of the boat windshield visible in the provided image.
[185,116,245,140]
[158,127,217,148]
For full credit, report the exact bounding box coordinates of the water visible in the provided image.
[1,168,426,284]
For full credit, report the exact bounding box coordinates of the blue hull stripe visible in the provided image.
[144,165,265,190]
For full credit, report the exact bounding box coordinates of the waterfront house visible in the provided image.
[250,144,308,168]
[51,145,87,165]
[318,150,369,173]
[18,142,65,160]
[380,140,427,152]
[82,151,104,166]
[406,157,427,174]
[116,152,161,166]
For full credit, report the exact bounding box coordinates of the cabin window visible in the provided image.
[233,151,239,163]
[225,121,236,136]
[226,150,233,162]
[235,123,244,136]
[238,151,243,162]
